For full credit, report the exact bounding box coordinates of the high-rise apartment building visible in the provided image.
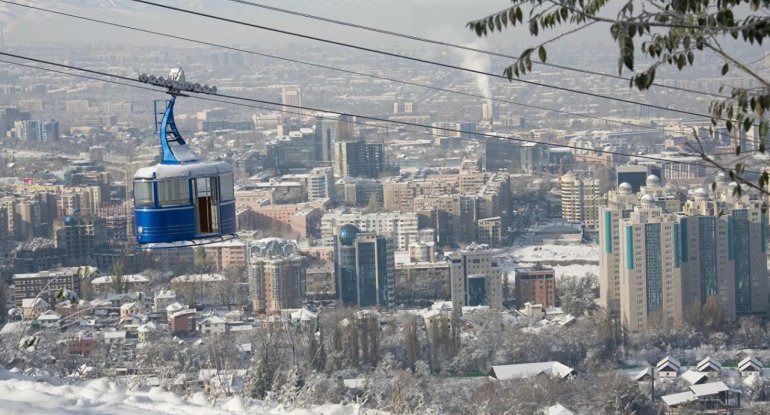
[54,216,108,265]
[603,180,768,332]
[282,85,302,120]
[333,140,384,179]
[248,239,306,314]
[448,246,502,310]
[308,167,335,201]
[560,172,602,229]
[14,119,59,142]
[315,113,354,163]
[618,197,683,332]
[333,224,395,309]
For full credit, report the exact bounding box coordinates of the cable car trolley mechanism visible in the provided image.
[133,68,235,248]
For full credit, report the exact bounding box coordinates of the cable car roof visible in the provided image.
[134,160,232,180]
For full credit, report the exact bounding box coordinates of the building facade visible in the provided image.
[447,246,502,310]
[248,239,306,314]
[333,224,395,309]
[515,265,557,308]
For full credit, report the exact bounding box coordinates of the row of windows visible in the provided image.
[134,174,235,207]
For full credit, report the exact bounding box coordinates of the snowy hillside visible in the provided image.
[0,370,372,415]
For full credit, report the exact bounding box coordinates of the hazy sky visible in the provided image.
[0,0,584,50]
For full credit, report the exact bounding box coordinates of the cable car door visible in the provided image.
[194,177,220,235]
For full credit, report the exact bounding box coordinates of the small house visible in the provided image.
[170,309,196,335]
[656,356,681,378]
[21,298,49,319]
[35,310,61,329]
[198,316,226,335]
[103,330,127,344]
[488,361,576,380]
[738,356,762,377]
[696,357,722,375]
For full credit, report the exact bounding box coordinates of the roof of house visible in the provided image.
[490,362,575,380]
[171,309,196,319]
[662,391,695,407]
[739,356,762,371]
[656,356,681,371]
[690,382,735,397]
[137,322,157,333]
[166,302,185,312]
[154,290,176,299]
[681,369,709,385]
[545,404,575,415]
[120,302,140,310]
[103,331,126,339]
[632,367,654,382]
[92,275,149,284]
[290,308,318,321]
[21,298,49,308]
[200,316,226,325]
[37,310,61,321]
[697,356,722,372]
[343,378,366,389]
[171,274,225,283]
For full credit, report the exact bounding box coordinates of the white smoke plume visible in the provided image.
[458,40,493,113]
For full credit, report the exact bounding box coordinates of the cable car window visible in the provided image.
[133,180,154,207]
[157,178,190,206]
[220,173,234,201]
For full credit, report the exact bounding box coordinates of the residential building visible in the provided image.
[202,239,247,271]
[315,112,353,163]
[560,172,602,229]
[515,265,557,308]
[153,290,176,312]
[198,316,227,335]
[248,238,306,314]
[321,211,419,251]
[618,198,683,332]
[333,140,384,179]
[170,309,196,335]
[448,246,502,310]
[91,274,149,296]
[281,85,302,120]
[13,267,88,307]
[395,260,450,303]
[608,181,768,332]
[477,217,502,248]
[333,224,395,309]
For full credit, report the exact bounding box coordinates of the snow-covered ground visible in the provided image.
[0,370,371,415]
[498,244,600,264]
[497,244,600,280]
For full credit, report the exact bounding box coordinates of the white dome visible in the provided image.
[715,172,729,183]
[640,193,655,204]
[693,187,708,199]
[646,174,661,187]
[618,182,633,193]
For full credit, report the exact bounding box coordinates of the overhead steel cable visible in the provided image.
[126,0,725,122]
[0,51,747,173]
[222,0,727,99]
[0,0,667,133]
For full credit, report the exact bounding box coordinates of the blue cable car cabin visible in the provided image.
[133,162,236,245]
[133,68,236,246]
